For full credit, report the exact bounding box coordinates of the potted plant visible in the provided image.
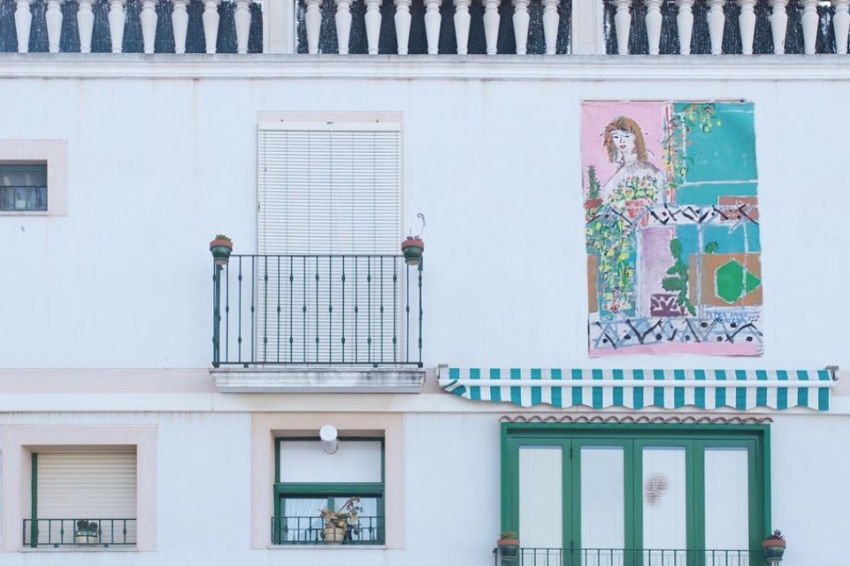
[319,497,362,545]
[209,234,233,266]
[497,530,520,561]
[401,213,425,266]
[75,519,99,544]
[763,530,786,562]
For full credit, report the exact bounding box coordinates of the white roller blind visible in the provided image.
[37,452,137,519]
[256,121,403,364]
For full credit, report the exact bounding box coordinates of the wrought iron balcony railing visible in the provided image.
[23,518,137,547]
[212,254,423,368]
[492,547,760,566]
[272,515,385,545]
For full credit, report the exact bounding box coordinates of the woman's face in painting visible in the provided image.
[611,129,636,160]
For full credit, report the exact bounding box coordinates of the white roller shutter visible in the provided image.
[256,121,403,364]
[36,452,137,544]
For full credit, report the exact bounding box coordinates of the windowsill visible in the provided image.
[0,210,49,216]
[269,545,387,550]
[20,546,138,552]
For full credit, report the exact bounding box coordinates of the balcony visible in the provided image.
[2,0,846,56]
[210,253,425,393]
[271,515,385,545]
[23,518,137,548]
[493,548,760,566]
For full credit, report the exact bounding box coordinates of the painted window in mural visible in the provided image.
[583,101,762,357]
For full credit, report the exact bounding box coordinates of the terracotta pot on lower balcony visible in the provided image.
[401,236,424,266]
[323,526,346,544]
[497,532,520,561]
[210,235,233,266]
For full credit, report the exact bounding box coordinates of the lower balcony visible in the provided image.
[210,253,426,393]
[272,515,385,545]
[493,548,760,566]
[23,518,137,548]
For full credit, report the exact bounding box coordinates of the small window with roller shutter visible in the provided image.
[24,449,137,548]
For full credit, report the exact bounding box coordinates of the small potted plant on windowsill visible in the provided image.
[497,530,520,561]
[75,519,99,544]
[209,234,233,266]
[319,497,362,545]
[763,530,785,562]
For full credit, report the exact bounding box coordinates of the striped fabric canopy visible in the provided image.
[439,368,835,411]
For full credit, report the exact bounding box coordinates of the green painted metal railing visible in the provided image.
[271,515,385,545]
[23,518,136,547]
[493,548,761,566]
[212,254,423,368]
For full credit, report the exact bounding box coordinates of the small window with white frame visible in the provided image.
[0,163,48,211]
[0,140,68,216]
[273,436,385,545]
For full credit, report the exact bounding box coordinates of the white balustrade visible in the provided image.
[424,0,441,54]
[510,0,527,54]
[108,0,126,53]
[235,0,253,53]
[738,0,755,54]
[141,0,157,53]
[707,0,724,54]
[834,0,850,54]
[46,0,63,53]
[78,0,94,52]
[15,0,32,53]
[203,0,221,53]
[676,0,694,54]
[454,0,471,54]
[769,0,788,54]
[613,0,631,55]
[395,0,412,54]
[800,0,818,54]
[333,0,351,54]
[365,0,381,54]
[172,0,190,53]
[645,0,662,55]
[483,0,500,54]
[542,0,558,54]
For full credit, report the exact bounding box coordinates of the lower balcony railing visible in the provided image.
[212,254,424,367]
[493,548,759,566]
[23,518,137,547]
[272,515,385,545]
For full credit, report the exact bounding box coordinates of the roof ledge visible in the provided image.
[210,366,425,393]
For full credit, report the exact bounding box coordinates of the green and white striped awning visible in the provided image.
[439,368,835,411]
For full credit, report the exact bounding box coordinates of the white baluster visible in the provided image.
[78,0,94,52]
[15,0,32,53]
[613,0,631,55]
[707,0,724,54]
[424,0,440,53]
[645,0,662,54]
[833,0,850,54]
[800,0,818,54]
[676,0,694,54]
[738,0,755,54]
[141,0,157,53]
[335,0,352,53]
[108,0,126,53]
[395,0,411,53]
[46,0,63,52]
[454,0,470,54]
[235,0,253,53]
[512,0,529,54]
[541,0,558,54]
[172,0,189,53]
[365,0,381,54]
[483,0,500,54]
[203,0,221,53]
[769,0,788,54]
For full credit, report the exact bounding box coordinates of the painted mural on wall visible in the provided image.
[583,101,762,356]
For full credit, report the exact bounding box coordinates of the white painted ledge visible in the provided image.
[0,54,850,81]
[210,366,426,393]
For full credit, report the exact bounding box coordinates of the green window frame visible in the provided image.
[501,423,770,564]
[273,437,386,545]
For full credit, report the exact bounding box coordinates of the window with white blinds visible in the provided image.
[34,451,137,545]
[255,120,403,364]
[258,121,402,256]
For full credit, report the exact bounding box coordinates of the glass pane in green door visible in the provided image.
[519,446,563,549]
[643,447,687,566]
[581,446,625,566]
[704,448,749,566]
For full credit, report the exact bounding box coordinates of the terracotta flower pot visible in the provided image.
[401,236,424,266]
